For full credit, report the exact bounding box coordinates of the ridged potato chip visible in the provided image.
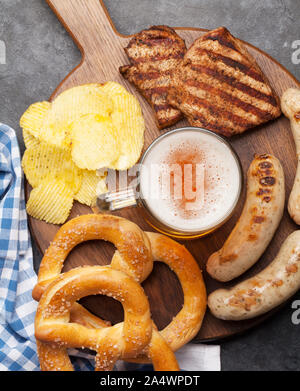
[74,170,107,206]
[26,178,74,224]
[20,101,51,138]
[22,142,82,192]
[71,114,119,170]
[22,128,39,149]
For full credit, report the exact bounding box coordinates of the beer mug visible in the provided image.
[96,127,243,239]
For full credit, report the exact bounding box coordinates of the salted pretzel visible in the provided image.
[35,266,179,371]
[32,214,153,301]
[34,215,206,369]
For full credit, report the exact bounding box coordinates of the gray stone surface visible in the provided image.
[1,0,300,371]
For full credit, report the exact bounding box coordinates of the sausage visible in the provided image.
[208,231,300,320]
[206,154,285,282]
[281,88,300,225]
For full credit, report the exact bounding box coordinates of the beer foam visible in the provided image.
[140,129,241,232]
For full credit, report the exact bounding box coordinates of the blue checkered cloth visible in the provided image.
[0,124,94,371]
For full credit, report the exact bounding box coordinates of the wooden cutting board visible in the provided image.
[26,0,300,341]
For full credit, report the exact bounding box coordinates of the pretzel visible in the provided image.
[35,266,179,371]
[32,214,153,300]
[34,215,206,369]
[45,231,207,363]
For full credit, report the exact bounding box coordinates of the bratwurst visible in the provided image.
[208,231,300,320]
[281,88,300,225]
[206,154,285,282]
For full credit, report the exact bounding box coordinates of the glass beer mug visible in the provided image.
[96,127,243,239]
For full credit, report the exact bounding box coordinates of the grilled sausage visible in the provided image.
[206,154,285,282]
[208,231,300,320]
[281,88,300,225]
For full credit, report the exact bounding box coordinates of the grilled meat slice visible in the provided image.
[120,25,187,129]
[168,27,281,137]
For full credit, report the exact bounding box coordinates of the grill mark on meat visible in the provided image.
[189,64,278,107]
[205,34,238,51]
[187,93,253,128]
[184,79,274,122]
[180,66,277,113]
[134,71,164,81]
[195,48,264,83]
[190,111,236,136]
[154,103,172,112]
[146,86,169,95]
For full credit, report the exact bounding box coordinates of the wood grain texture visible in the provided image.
[26,0,300,341]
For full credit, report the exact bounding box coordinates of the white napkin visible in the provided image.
[175,343,221,371]
[115,343,221,371]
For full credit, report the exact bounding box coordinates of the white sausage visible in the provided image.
[281,88,300,225]
[208,231,300,320]
[206,154,285,282]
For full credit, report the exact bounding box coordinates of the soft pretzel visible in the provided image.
[34,216,206,368]
[32,214,153,300]
[35,266,179,371]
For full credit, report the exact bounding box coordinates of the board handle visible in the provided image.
[46,0,121,58]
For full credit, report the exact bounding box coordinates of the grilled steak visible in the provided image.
[168,27,281,137]
[120,25,187,129]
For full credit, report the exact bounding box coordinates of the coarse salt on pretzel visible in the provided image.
[35,266,179,371]
[33,215,206,369]
[32,214,153,301]
[45,231,207,363]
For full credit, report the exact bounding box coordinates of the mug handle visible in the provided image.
[95,187,137,213]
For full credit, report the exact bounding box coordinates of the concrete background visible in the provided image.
[1,0,300,370]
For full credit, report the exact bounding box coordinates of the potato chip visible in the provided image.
[22,81,146,223]
[71,114,120,170]
[97,177,109,196]
[20,101,51,138]
[22,142,82,192]
[74,170,107,206]
[96,82,146,170]
[111,93,142,115]
[101,81,129,97]
[26,178,74,225]
[41,84,114,149]
[22,128,39,149]
[20,85,114,150]
[109,97,145,170]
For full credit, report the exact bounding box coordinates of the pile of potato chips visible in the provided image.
[20,82,145,224]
